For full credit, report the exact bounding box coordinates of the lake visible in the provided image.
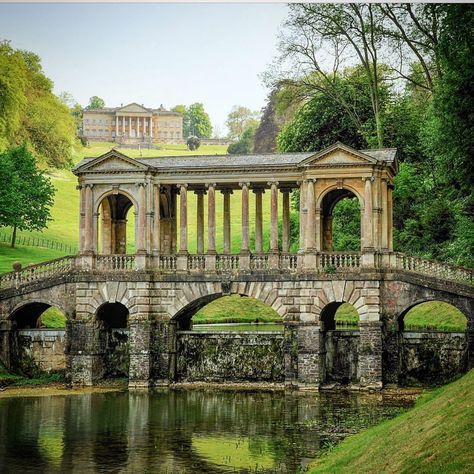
[0,388,415,473]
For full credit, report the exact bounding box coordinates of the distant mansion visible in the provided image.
[82,103,183,143]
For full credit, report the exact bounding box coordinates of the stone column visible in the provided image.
[115,219,127,254]
[195,189,205,254]
[115,117,118,139]
[373,177,382,251]
[78,185,85,253]
[304,179,317,269]
[388,185,394,251]
[129,116,131,137]
[171,189,178,253]
[362,177,375,267]
[240,182,250,270]
[136,183,147,254]
[176,184,188,271]
[281,188,291,253]
[101,201,112,255]
[121,116,125,135]
[298,181,307,251]
[267,181,279,269]
[253,188,264,253]
[222,189,233,254]
[150,117,153,138]
[137,117,140,138]
[315,208,321,251]
[322,216,333,251]
[152,184,161,254]
[83,184,93,254]
[205,183,217,271]
[381,178,388,250]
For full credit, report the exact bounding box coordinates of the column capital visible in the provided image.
[267,180,279,187]
[177,183,188,189]
[76,185,83,190]
[220,188,233,195]
[84,183,94,189]
[239,182,250,188]
[205,182,217,189]
[306,178,317,184]
[252,187,265,194]
[279,185,294,193]
[363,176,375,182]
[136,182,147,187]
[194,188,206,195]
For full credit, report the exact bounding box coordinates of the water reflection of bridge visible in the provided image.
[0,390,412,473]
[0,143,472,388]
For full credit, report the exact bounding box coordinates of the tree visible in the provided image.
[278,67,383,153]
[172,104,190,137]
[0,41,75,168]
[225,106,259,141]
[227,123,258,155]
[0,145,55,247]
[87,96,105,109]
[254,90,283,153]
[270,3,387,146]
[186,136,201,151]
[185,103,212,138]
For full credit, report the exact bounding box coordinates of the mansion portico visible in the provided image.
[82,103,183,144]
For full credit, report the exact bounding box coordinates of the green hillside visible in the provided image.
[310,369,474,473]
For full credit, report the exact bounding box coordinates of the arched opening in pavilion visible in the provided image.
[9,303,68,375]
[320,301,360,385]
[96,302,130,378]
[320,189,361,252]
[97,193,136,254]
[397,301,469,385]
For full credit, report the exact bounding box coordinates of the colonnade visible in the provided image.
[115,115,153,138]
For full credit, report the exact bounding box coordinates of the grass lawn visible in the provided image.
[310,369,474,473]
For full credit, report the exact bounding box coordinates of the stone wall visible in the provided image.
[17,329,66,373]
[325,330,360,384]
[175,331,284,382]
[102,329,129,378]
[400,331,468,386]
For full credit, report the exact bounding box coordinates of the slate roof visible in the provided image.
[361,149,397,162]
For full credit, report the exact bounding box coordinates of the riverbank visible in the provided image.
[310,369,474,473]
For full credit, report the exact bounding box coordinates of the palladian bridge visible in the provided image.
[0,142,473,389]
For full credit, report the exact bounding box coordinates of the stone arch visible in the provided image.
[169,281,290,329]
[314,281,374,323]
[316,185,363,252]
[95,190,138,255]
[94,188,139,215]
[9,298,71,322]
[397,298,470,332]
[86,281,135,317]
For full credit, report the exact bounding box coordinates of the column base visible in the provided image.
[239,252,250,271]
[361,250,376,268]
[268,251,280,270]
[303,251,317,271]
[77,253,95,270]
[135,252,148,270]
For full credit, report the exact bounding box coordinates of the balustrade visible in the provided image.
[187,255,206,271]
[250,254,269,270]
[319,252,361,269]
[0,256,75,289]
[96,254,135,271]
[216,254,240,271]
[159,255,177,271]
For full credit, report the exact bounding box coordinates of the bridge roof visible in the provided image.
[73,142,398,175]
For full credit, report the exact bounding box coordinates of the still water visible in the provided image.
[0,389,414,473]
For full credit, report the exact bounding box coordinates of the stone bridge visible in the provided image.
[0,143,473,389]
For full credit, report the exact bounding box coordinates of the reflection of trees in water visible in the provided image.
[0,390,415,473]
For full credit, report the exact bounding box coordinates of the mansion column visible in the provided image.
[269,181,279,269]
[253,188,264,253]
[137,117,140,138]
[149,118,153,138]
[281,187,291,253]
[195,189,205,254]
[298,180,307,252]
[128,116,131,137]
[205,183,217,271]
[78,185,85,253]
[373,177,382,251]
[115,118,118,138]
[222,189,233,254]
[122,116,125,136]
[388,184,394,251]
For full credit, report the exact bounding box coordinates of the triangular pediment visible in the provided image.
[302,142,378,166]
[73,150,150,174]
[117,102,152,113]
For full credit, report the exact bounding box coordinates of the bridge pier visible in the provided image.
[68,320,104,386]
[358,321,383,389]
[128,319,152,389]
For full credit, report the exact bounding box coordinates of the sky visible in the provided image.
[0,2,288,135]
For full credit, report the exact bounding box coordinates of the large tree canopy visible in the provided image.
[0,145,55,247]
[184,103,212,138]
[0,41,75,168]
[225,106,259,141]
